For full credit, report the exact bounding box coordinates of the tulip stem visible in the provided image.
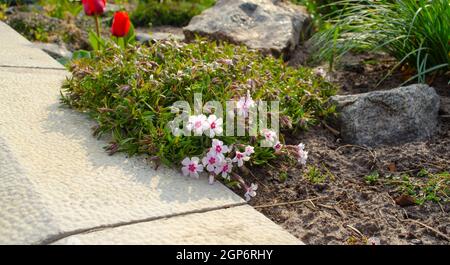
[94,15,101,37]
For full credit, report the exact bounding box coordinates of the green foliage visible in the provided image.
[364,171,379,185]
[278,171,289,182]
[310,0,450,82]
[6,11,89,50]
[0,3,7,21]
[87,25,136,52]
[117,22,136,48]
[72,49,92,60]
[6,12,52,42]
[417,168,429,178]
[304,165,327,184]
[88,30,106,51]
[291,0,341,30]
[131,0,215,27]
[39,0,83,19]
[77,24,136,62]
[61,40,336,166]
[385,171,450,205]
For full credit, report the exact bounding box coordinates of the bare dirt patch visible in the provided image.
[245,47,450,245]
[246,119,449,245]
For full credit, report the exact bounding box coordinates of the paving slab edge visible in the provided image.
[0,64,67,71]
[40,202,247,245]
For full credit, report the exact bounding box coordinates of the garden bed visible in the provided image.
[249,46,450,245]
[2,0,448,245]
[62,39,449,245]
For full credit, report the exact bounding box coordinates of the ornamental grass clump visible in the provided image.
[310,0,450,83]
[61,39,336,199]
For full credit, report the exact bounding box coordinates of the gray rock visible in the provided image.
[5,6,16,15]
[183,0,311,59]
[440,96,450,115]
[105,3,121,13]
[33,42,72,60]
[136,32,184,44]
[331,84,440,147]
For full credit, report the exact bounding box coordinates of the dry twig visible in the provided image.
[254,196,327,209]
[336,144,377,167]
[317,203,346,219]
[404,219,450,242]
[334,205,347,219]
[346,224,365,239]
[248,171,268,189]
[322,121,340,136]
[317,203,335,210]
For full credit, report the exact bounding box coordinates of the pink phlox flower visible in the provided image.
[187,114,208,136]
[244,183,258,201]
[211,139,229,155]
[202,151,223,172]
[232,151,250,167]
[236,90,256,118]
[244,145,255,156]
[181,157,204,178]
[261,128,277,144]
[273,141,283,152]
[205,115,223,138]
[297,143,308,165]
[214,158,233,179]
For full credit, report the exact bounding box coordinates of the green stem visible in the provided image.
[118,37,125,49]
[94,15,101,37]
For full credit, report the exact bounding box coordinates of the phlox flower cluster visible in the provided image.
[178,92,309,201]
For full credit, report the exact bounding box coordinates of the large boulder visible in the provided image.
[183,0,311,59]
[331,84,440,147]
[136,32,185,43]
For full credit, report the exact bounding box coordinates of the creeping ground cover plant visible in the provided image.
[61,39,336,200]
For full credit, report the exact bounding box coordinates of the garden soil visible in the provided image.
[246,49,450,245]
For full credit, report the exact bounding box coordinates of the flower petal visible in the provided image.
[181,157,191,166]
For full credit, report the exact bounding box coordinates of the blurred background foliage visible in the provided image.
[131,0,215,27]
[1,0,448,83]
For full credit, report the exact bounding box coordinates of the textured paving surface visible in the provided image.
[0,22,301,245]
[53,205,302,245]
[0,67,244,244]
[0,22,64,69]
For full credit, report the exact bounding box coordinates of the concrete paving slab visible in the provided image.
[0,23,302,245]
[0,22,65,69]
[53,205,301,245]
[0,67,244,244]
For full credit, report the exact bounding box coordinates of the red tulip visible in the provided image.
[82,0,106,16]
[111,11,131,38]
